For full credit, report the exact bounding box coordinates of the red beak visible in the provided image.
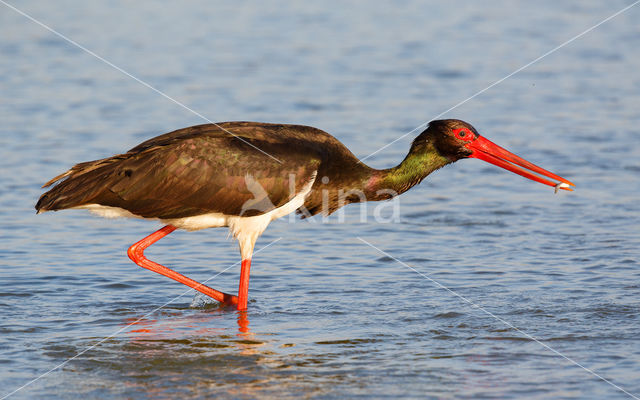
[466,136,575,191]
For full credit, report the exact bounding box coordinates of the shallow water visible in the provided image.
[1,1,640,399]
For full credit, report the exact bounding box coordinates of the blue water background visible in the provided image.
[1,1,639,398]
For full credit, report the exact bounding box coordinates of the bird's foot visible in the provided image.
[190,291,238,309]
[219,292,239,307]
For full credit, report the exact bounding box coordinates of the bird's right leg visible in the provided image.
[127,225,238,306]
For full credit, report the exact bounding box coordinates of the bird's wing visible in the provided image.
[37,126,323,218]
[110,135,321,218]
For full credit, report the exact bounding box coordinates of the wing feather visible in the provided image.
[36,124,323,219]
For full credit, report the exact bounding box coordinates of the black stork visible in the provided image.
[36,119,574,310]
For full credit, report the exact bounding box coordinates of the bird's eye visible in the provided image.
[453,128,472,141]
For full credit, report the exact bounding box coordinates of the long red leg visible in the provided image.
[237,259,252,311]
[127,225,237,306]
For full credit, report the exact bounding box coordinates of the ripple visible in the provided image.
[433,311,464,319]
[3,2,640,399]
[315,338,383,346]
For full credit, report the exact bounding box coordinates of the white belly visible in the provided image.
[75,172,316,258]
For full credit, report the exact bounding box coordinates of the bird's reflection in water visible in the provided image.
[53,303,350,398]
[125,305,256,342]
[237,311,250,334]
[124,305,264,363]
[106,305,272,396]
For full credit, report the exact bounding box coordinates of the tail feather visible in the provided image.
[35,155,125,213]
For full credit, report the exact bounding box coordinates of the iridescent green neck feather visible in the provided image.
[368,140,452,199]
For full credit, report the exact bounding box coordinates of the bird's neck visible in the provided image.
[366,142,451,199]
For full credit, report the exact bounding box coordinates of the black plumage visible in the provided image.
[36,122,372,218]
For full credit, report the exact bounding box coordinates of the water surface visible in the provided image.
[1,1,639,399]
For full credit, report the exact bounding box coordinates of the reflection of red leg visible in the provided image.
[237,311,249,333]
[127,225,237,306]
[237,259,251,310]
